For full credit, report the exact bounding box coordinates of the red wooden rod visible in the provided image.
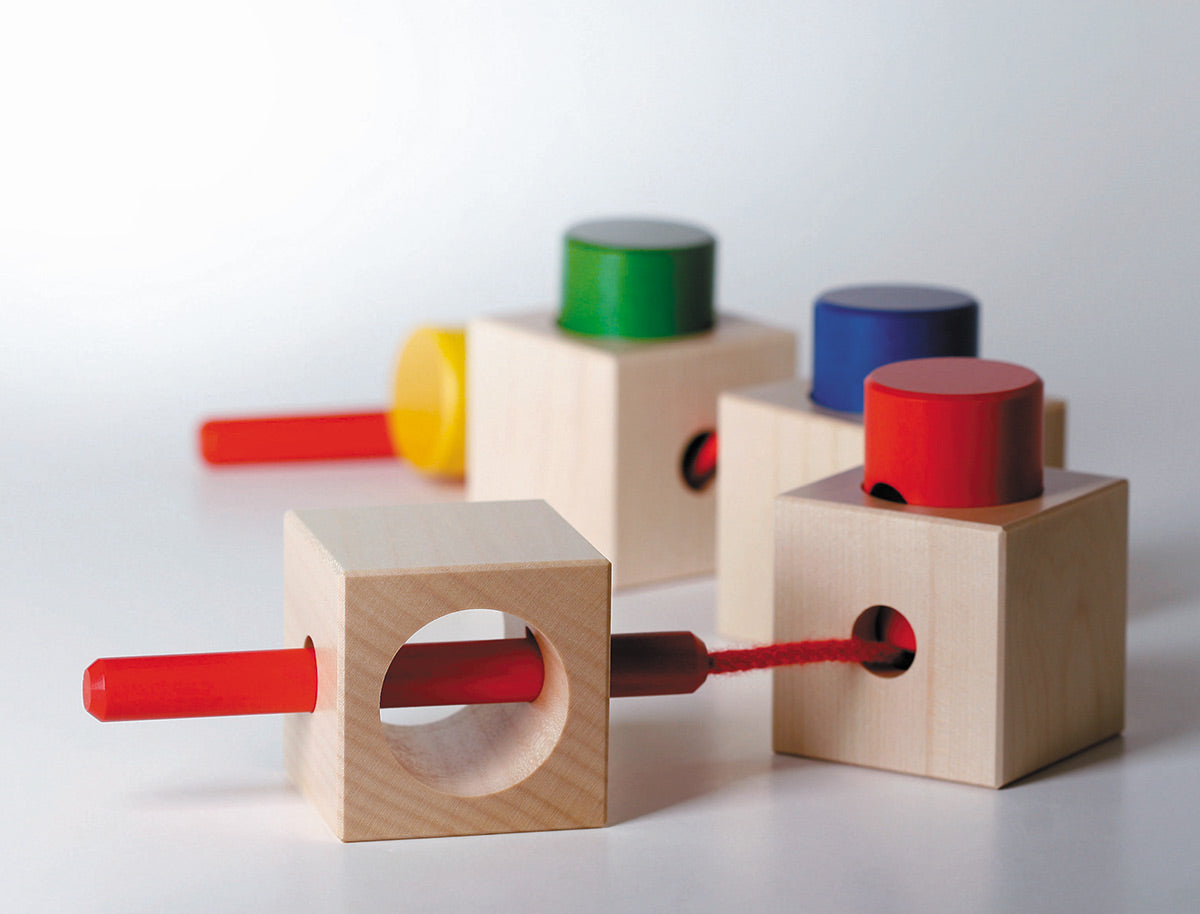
[83,648,318,722]
[610,632,709,698]
[379,635,546,709]
[83,633,715,722]
[83,632,905,722]
[199,411,394,464]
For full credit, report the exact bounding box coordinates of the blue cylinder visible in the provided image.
[811,284,979,413]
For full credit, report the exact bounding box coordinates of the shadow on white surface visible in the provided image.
[1007,735,1126,788]
[1127,530,1200,619]
[607,714,780,825]
[1123,645,1200,756]
[128,774,298,808]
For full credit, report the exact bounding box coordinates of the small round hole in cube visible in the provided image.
[852,605,916,677]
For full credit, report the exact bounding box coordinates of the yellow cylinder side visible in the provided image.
[387,327,467,477]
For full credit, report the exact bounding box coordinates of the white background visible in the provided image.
[2,2,1198,911]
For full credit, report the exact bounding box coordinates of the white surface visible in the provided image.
[3,3,1199,911]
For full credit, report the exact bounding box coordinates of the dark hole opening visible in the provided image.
[869,482,907,504]
[852,605,916,677]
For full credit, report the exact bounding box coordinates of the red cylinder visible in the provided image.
[84,633,716,721]
[609,632,710,697]
[379,636,545,708]
[863,357,1044,508]
[83,648,318,721]
[199,411,395,464]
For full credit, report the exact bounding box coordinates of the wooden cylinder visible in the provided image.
[863,357,1043,508]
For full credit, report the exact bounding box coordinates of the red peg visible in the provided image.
[863,357,1044,508]
[83,648,318,722]
[379,636,545,708]
[200,412,393,464]
[83,633,716,722]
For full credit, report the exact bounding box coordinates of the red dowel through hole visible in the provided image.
[681,431,718,491]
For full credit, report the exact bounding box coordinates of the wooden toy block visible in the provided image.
[772,466,1126,787]
[716,380,865,642]
[468,310,795,588]
[1042,395,1067,468]
[771,358,1126,787]
[282,499,611,841]
[715,281,1067,643]
[467,217,793,588]
[716,380,1067,641]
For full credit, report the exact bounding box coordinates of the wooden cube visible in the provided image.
[716,379,1068,642]
[467,311,795,589]
[772,466,1126,787]
[282,500,611,841]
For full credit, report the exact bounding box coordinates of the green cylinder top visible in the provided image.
[558,218,716,338]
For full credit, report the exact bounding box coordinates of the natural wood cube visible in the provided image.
[467,311,795,589]
[772,466,1126,787]
[282,500,611,841]
[716,379,1068,642]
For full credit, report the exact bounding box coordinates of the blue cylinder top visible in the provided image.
[810,284,980,413]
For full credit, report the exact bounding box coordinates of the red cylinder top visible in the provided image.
[863,357,1044,508]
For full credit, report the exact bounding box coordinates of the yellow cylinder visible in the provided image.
[387,327,467,477]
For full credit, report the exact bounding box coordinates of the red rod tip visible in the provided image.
[83,660,107,721]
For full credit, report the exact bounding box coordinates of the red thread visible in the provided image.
[708,637,901,675]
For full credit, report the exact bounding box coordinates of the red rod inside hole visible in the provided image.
[692,432,718,480]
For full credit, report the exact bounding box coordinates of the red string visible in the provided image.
[708,637,901,675]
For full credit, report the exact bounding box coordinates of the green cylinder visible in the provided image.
[558,218,716,339]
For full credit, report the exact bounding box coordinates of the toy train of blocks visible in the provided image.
[717,284,1068,643]
[468,218,796,589]
[285,499,611,841]
[771,356,1126,787]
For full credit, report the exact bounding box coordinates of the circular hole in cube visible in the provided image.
[680,430,717,491]
[379,609,568,797]
[852,605,916,677]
